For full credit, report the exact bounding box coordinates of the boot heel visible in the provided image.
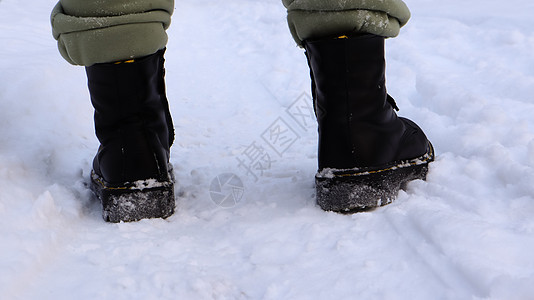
[90,170,175,223]
[316,144,434,212]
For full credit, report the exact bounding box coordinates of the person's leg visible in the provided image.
[51,0,176,222]
[282,0,434,212]
[283,0,410,46]
[51,0,173,66]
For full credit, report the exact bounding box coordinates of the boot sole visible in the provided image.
[315,143,435,213]
[90,167,176,223]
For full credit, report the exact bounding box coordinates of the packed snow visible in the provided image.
[1,0,534,299]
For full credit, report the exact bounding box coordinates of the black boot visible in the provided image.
[303,34,434,212]
[86,49,175,222]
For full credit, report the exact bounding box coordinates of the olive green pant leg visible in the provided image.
[282,0,411,46]
[51,0,174,66]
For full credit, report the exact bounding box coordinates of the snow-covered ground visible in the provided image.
[1,0,534,299]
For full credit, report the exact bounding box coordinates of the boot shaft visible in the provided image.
[86,49,174,149]
[304,35,424,170]
[86,49,174,184]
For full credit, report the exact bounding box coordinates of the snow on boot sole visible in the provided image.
[90,168,175,223]
[316,143,434,213]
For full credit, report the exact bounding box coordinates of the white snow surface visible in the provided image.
[1,0,534,299]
